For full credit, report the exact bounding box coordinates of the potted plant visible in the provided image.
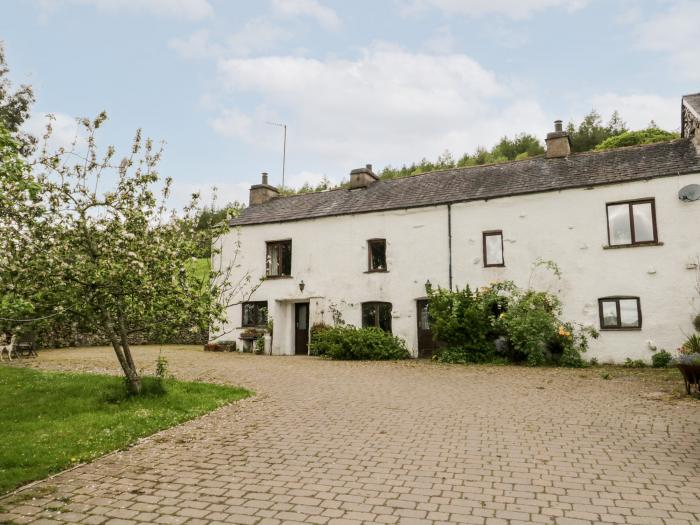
[676,334,700,394]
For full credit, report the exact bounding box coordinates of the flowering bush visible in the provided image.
[427,279,597,367]
[676,334,700,365]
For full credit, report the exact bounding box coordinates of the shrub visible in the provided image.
[255,336,265,354]
[427,280,595,367]
[693,314,700,333]
[623,358,647,368]
[309,325,410,360]
[501,290,560,366]
[682,334,700,354]
[651,350,673,368]
[427,285,499,363]
[310,322,330,339]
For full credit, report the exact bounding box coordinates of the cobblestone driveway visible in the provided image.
[2,346,700,525]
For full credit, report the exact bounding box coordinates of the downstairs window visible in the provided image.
[598,297,642,330]
[362,302,392,333]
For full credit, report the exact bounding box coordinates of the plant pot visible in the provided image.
[677,363,700,394]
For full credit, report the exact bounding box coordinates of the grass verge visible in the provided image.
[0,366,250,494]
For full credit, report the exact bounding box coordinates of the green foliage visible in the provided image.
[682,334,700,354]
[500,289,561,366]
[380,133,545,181]
[595,127,679,150]
[651,350,673,368]
[0,44,35,152]
[155,352,169,381]
[692,313,700,332]
[278,176,334,196]
[188,258,211,282]
[0,113,257,394]
[427,275,596,367]
[255,335,265,354]
[623,358,648,368]
[427,285,499,363]
[566,110,627,153]
[309,325,410,360]
[0,366,250,494]
[193,202,244,257]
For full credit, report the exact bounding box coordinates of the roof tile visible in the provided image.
[231,139,700,226]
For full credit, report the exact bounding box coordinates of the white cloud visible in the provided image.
[590,93,679,132]
[172,180,252,209]
[36,0,213,21]
[422,26,457,54]
[24,112,85,153]
[168,29,222,60]
[211,44,552,169]
[209,108,254,139]
[271,0,341,29]
[399,0,589,19]
[170,18,293,60]
[634,0,700,81]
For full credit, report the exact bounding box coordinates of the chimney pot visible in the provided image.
[545,119,571,159]
[349,163,378,189]
[249,171,279,206]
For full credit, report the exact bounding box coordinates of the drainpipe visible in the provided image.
[447,203,453,291]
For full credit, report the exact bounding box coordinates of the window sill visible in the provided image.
[364,270,389,274]
[600,327,642,331]
[603,241,663,250]
[484,264,505,268]
[265,275,293,280]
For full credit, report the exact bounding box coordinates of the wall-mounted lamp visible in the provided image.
[425,279,432,292]
[299,280,305,293]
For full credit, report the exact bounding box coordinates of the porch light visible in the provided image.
[425,279,432,292]
[299,280,305,293]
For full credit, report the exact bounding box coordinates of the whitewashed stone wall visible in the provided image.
[213,172,700,363]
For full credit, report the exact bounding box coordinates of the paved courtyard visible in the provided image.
[2,346,700,525]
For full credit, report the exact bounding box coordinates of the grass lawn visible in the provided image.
[0,367,250,494]
[189,257,210,281]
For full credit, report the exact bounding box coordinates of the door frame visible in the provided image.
[416,298,435,358]
[294,302,310,355]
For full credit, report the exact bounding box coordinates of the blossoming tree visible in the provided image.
[0,113,254,394]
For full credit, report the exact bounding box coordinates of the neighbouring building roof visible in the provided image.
[684,93,700,117]
[682,93,700,139]
[230,138,700,227]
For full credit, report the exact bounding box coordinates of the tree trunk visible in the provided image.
[99,308,142,395]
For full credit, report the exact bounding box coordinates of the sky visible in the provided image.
[2,0,699,207]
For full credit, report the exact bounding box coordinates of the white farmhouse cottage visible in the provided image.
[212,94,700,363]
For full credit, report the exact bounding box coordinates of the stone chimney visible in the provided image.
[349,164,378,189]
[545,120,571,158]
[249,172,279,206]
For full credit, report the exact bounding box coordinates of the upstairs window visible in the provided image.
[266,240,292,277]
[598,297,642,330]
[362,302,392,333]
[483,230,504,267]
[606,199,657,246]
[367,239,387,272]
[242,301,268,327]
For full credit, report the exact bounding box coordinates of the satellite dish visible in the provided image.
[679,184,700,202]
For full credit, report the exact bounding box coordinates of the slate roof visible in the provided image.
[230,138,700,226]
[684,93,700,117]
